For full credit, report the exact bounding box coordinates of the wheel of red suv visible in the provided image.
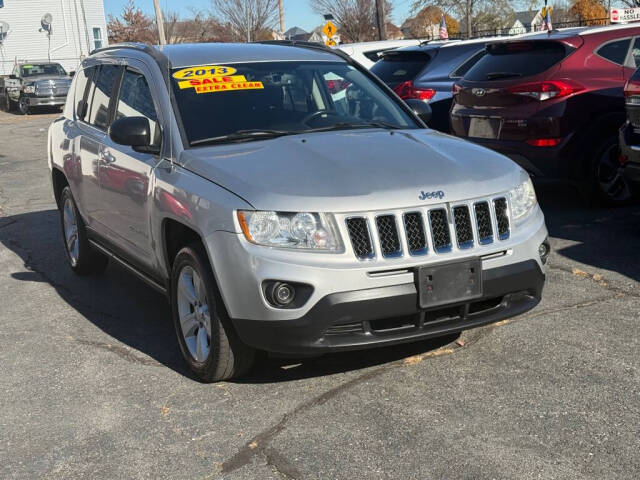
[59,187,109,275]
[171,244,255,382]
[18,96,30,115]
[592,136,632,206]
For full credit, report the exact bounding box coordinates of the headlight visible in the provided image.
[509,175,537,223]
[23,85,36,94]
[237,211,341,251]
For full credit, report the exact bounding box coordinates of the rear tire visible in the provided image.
[59,187,109,275]
[171,244,255,382]
[591,135,632,206]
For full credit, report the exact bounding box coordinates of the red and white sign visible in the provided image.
[611,7,640,23]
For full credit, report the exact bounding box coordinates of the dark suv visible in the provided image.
[451,25,640,204]
[371,39,490,132]
[620,66,640,195]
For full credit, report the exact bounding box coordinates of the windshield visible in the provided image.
[171,61,419,146]
[21,63,67,78]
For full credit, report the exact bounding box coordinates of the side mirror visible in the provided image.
[405,99,432,126]
[109,116,159,154]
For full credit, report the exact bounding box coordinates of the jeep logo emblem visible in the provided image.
[472,88,486,97]
[419,190,445,201]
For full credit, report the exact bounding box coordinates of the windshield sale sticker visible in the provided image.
[172,65,263,94]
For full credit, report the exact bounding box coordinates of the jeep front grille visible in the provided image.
[403,212,427,255]
[344,195,511,260]
[346,217,374,259]
[494,198,510,240]
[375,215,401,257]
[429,209,451,252]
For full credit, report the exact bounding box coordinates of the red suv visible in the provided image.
[451,25,640,204]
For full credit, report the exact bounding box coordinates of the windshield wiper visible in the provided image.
[305,121,403,133]
[485,72,523,80]
[191,129,295,146]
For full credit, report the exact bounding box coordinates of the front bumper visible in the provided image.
[206,206,548,353]
[24,95,66,107]
[232,260,544,354]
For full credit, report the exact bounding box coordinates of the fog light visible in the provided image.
[538,241,550,264]
[269,282,295,307]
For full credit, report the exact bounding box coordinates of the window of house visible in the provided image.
[93,27,103,50]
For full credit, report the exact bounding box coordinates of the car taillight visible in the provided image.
[393,81,436,101]
[624,78,640,103]
[526,138,562,147]
[508,80,584,101]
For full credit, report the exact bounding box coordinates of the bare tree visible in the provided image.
[210,0,279,42]
[165,9,234,44]
[107,0,157,44]
[310,0,393,43]
[411,0,516,37]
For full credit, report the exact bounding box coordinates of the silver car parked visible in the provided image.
[48,42,549,382]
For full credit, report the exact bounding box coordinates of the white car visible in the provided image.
[338,40,422,69]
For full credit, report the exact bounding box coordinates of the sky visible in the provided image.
[103,0,415,32]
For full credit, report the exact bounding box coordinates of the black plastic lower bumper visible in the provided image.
[619,123,640,190]
[232,260,545,354]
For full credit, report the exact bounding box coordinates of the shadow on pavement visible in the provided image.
[535,180,640,282]
[0,209,458,383]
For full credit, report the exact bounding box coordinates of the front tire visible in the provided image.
[18,96,30,115]
[59,186,108,275]
[171,244,255,382]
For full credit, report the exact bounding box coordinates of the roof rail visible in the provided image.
[255,40,354,64]
[90,42,157,56]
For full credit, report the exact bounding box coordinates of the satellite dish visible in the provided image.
[41,13,53,32]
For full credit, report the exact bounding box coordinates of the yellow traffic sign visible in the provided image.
[325,38,337,47]
[322,21,337,39]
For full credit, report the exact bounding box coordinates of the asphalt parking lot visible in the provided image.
[0,109,638,480]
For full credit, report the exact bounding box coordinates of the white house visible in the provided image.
[0,0,108,75]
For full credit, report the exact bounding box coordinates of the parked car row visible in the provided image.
[364,24,640,205]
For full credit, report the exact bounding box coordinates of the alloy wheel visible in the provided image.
[176,265,212,363]
[596,143,631,203]
[18,97,29,115]
[62,197,79,266]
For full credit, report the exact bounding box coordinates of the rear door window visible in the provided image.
[74,67,94,120]
[370,53,431,84]
[464,41,571,82]
[87,64,120,131]
[597,39,631,65]
[451,49,486,78]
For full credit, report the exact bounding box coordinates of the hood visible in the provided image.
[179,129,523,213]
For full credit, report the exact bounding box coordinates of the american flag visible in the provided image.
[439,15,449,40]
[542,7,553,31]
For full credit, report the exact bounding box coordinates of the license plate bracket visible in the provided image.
[468,117,501,139]
[418,259,483,309]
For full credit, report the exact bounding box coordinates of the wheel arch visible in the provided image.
[51,167,69,208]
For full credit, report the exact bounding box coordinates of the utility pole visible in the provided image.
[375,0,386,40]
[279,0,285,37]
[246,1,251,43]
[153,0,166,45]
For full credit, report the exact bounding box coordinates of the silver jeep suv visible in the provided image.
[48,42,549,382]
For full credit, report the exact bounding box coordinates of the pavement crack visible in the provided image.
[263,447,302,480]
[219,343,463,475]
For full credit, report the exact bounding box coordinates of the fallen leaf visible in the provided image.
[572,268,589,278]
[592,274,603,282]
[161,404,170,416]
[494,319,511,327]
[249,441,258,449]
[455,339,465,347]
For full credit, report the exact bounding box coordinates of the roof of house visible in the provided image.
[284,26,308,37]
[514,10,535,27]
